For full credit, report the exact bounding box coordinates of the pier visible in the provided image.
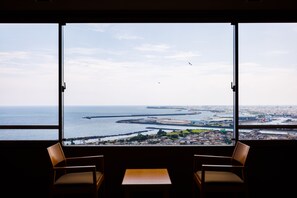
[83,112,199,119]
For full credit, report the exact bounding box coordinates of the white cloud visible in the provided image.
[134,43,170,52]
[66,47,124,56]
[266,50,289,55]
[87,24,112,32]
[0,51,30,61]
[114,34,143,40]
[0,50,57,76]
[165,51,200,61]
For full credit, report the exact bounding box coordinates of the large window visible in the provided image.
[0,24,59,140]
[238,23,297,140]
[63,23,233,145]
[1,22,296,144]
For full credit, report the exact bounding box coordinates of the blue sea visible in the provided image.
[0,105,220,140]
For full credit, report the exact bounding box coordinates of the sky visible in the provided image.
[0,23,297,106]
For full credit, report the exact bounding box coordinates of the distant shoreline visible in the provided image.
[63,124,232,142]
[82,112,199,119]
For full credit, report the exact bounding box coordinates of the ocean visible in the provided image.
[0,105,221,140]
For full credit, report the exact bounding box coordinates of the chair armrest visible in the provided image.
[66,155,104,172]
[66,155,104,160]
[54,165,96,172]
[193,154,232,172]
[201,164,244,171]
[194,154,231,159]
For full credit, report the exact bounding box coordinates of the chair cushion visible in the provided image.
[195,171,244,183]
[55,171,103,185]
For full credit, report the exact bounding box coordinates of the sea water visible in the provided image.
[0,105,219,140]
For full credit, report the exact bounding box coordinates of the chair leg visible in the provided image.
[192,180,201,198]
[101,181,106,198]
[199,189,204,198]
[192,180,196,198]
[93,188,98,198]
[192,179,204,198]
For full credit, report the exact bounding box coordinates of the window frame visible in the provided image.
[0,23,61,139]
[1,22,296,143]
[236,22,297,139]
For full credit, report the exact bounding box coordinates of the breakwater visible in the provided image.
[83,112,199,119]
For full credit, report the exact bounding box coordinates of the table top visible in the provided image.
[122,168,171,185]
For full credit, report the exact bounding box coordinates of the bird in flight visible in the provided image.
[188,61,192,66]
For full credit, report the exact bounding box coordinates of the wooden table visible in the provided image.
[122,168,172,198]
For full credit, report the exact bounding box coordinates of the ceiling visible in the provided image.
[1,0,297,23]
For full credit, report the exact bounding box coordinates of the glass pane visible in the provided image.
[0,24,59,140]
[0,129,58,140]
[0,106,58,125]
[239,129,297,140]
[64,23,233,145]
[239,23,297,140]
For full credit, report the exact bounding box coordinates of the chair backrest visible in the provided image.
[231,141,250,166]
[47,142,66,167]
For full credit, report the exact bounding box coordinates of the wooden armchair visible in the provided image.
[47,142,104,198]
[193,141,250,198]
